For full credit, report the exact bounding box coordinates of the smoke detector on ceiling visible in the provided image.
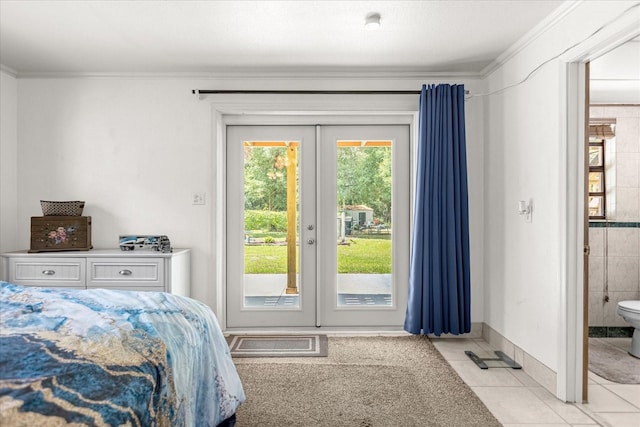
[365,12,381,30]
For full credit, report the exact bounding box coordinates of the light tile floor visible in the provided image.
[431,337,640,427]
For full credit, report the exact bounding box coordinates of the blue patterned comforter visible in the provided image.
[0,282,245,426]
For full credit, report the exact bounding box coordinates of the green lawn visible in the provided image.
[244,237,391,274]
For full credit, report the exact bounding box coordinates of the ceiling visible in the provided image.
[0,0,568,76]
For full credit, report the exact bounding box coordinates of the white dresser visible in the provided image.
[1,249,190,297]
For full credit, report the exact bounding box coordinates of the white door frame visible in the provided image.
[209,98,419,331]
[224,123,411,329]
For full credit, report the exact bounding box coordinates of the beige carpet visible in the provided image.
[589,338,640,384]
[232,335,501,426]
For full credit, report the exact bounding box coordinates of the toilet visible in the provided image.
[617,300,640,358]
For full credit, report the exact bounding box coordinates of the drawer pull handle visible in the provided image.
[42,270,56,276]
[119,269,133,276]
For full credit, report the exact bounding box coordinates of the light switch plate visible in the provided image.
[192,192,206,205]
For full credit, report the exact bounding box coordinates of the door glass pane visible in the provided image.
[589,172,604,193]
[588,145,603,167]
[589,196,604,217]
[336,140,392,307]
[243,141,300,309]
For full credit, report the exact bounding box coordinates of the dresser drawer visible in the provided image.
[92,285,166,293]
[2,249,189,296]
[87,258,165,288]
[9,257,85,288]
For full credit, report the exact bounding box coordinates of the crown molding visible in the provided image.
[480,0,584,78]
[10,67,483,81]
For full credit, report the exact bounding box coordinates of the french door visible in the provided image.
[226,124,409,328]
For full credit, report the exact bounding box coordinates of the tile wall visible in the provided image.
[588,106,640,331]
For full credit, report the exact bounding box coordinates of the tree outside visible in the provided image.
[243,143,392,274]
[337,145,392,226]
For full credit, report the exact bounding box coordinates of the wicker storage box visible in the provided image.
[40,200,85,216]
[29,216,92,253]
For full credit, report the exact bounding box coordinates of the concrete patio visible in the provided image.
[243,273,392,307]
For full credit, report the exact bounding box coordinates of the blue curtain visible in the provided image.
[404,84,471,336]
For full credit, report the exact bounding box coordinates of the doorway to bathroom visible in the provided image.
[583,37,640,402]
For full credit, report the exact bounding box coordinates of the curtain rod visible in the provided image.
[192,89,469,95]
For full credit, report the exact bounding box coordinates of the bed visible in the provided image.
[0,281,245,426]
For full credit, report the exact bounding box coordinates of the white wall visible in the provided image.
[4,75,486,323]
[485,64,563,371]
[590,39,640,104]
[0,70,18,267]
[13,79,214,304]
[483,0,639,381]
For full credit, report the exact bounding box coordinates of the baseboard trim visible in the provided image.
[425,323,559,396]
[588,326,633,338]
[482,324,557,395]
[425,322,483,339]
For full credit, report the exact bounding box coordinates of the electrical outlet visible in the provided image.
[192,192,206,205]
